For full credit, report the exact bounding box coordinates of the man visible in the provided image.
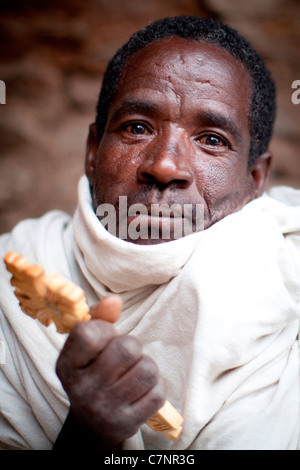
[0,16,300,450]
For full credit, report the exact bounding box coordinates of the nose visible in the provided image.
[137,131,194,188]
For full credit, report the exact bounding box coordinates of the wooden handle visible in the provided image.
[146,400,183,440]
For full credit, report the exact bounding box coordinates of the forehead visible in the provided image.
[111,36,252,122]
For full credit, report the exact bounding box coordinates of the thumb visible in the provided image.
[90,294,123,323]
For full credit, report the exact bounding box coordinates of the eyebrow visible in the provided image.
[196,110,241,140]
[109,99,160,124]
[109,98,243,141]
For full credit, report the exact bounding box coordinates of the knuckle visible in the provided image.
[138,355,159,387]
[147,382,166,413]
[147,378,166,410]
[130,378,166,426]
[68,321,95,347]
[71,319,116,351]
[113,335,143,366]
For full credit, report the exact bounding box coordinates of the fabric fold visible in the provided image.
[0,175,299,449]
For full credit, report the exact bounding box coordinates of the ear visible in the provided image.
[85,123,99,183]
[249,151,272,198]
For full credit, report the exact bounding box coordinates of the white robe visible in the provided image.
[0,176,299,450]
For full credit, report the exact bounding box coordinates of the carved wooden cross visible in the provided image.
[4,251,183,441]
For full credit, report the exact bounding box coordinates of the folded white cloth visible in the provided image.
[0,175,299,449]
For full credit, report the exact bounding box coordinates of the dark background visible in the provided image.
[0,0,299,234]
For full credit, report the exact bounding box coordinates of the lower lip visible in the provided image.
[127,214,185,228]
[126,215,194,242]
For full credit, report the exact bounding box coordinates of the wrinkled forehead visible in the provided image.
[115,36,251,101]
[110,37,252,125]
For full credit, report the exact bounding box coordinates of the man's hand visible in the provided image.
[55,295,166,450]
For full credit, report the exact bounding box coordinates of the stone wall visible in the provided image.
[0,0,299,233]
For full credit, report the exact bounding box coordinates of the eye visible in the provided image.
[122,122,152,135]
[198,134,228,148]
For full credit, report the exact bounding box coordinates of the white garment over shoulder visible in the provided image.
[0,175,299,450]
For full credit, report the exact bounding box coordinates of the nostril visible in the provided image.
[139,172,157,184]
[139,171,191,190]
[137,151,194,187]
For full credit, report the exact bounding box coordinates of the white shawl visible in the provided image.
[0,175,300,450]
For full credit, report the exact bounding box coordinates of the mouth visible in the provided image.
[125,202,202,242]
[127,212,186,227]
[96,196,205,244]
[126,213,187,242]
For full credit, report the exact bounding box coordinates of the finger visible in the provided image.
[111,354,161,404]
[88,334,143,386]
[90,294,123,323]
[102,376,166,438]
[130,376,166,426]
[56,319,117,375]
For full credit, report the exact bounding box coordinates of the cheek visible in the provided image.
[93,140,141,203]
[96,139,130,180]
[195,158,252,207]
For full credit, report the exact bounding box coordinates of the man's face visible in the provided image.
[86,37,271,244]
